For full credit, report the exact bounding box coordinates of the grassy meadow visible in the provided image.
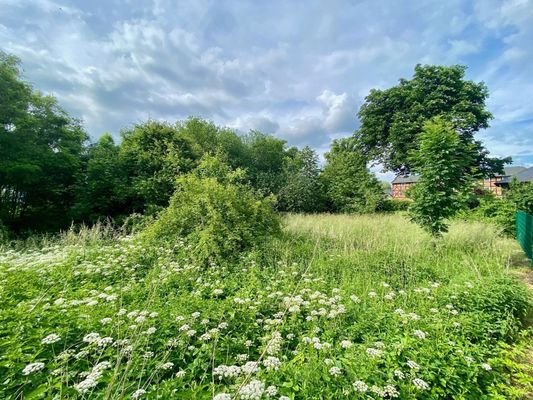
[0,214,532,399]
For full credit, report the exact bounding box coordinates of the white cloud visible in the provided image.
[0,0,531,165]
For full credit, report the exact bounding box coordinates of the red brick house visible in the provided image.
[391,167,527,199]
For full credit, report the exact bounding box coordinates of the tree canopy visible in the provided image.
[355,64,506,176]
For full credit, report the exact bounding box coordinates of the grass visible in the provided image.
[0,214,532,399]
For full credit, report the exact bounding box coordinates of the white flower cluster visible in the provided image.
[238,379,265,400]
[263,356,281,371]
[412,378,430,390]
[22,362,45,375]
[74,361,111,393]
[41,333,61,344]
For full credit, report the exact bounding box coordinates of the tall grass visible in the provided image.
[0,213,531,399]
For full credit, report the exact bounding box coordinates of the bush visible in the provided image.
[379,198,411,212]
[142,156,281,264]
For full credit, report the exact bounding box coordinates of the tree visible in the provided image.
[119,120,199,213]
[408,117,476,236]
[242,131,288,196]
[321,137,384,213]
[356,64,506,176]
[278,146,324,212]
[0,51,88,231]
[71,134,127,223]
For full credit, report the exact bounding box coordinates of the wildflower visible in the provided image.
[22,362,45,375]
[132,389,147,399]
[191,312,201,319]
[158,362,174,370]
[368,291,377,298]
[407,360,420,370]
[100,317,112,325]
[213,289,224,296]
[176,370,186,378]
[329,366,342,376]
[97,336,114,347]
[263,356,281,371]
[238,361,258,375]
[265,385,278,396]
[213,394,232,400]
[481,363,492,371]
[394,370,405,379]
[238,379,265,400]
[218,322,229,330]
[340,340,353,349]
[464,356,474,363]
[279,396,291,400]
[384,384,400,398]
[145,327,156,335]
[366,348,383,358]
[186,329,196,337]
[83,332,101,344]
[412,378,430,390]
[41,333,61,344]
[413,330,427,340]
[353,380,368,392]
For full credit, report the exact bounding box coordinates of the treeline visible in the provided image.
[1,51,385,234]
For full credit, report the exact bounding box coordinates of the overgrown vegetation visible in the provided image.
[1,215,531,399]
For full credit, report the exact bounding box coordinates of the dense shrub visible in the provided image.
[379,198,411,212]
[143,156,281,264]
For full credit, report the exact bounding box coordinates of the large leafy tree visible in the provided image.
[408,117,476,236]
[356,64,505,176]
[321,137,384,213]
[278,146,324,213]
[0,51,87,231]
[72,134,128,223]
[119,120,199,213]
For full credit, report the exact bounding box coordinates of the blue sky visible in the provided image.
[1,0,532,180]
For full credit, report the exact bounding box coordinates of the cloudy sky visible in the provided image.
[1,0,532,179]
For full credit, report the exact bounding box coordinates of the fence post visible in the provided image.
[516,211,533,263]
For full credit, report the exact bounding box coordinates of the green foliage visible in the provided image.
[408,117,476,236]
[242,131,288,196]
[506,181,533,215]
[461,182,533,235]
[1,215,531,399]
[322,137,384,213]
[71,134,127,223]
[379,198,411,212]
[278,146,325,213]
[143,156,280,264]
[356,64,505,176]
[119,120,199,213]
[0,51,88,232]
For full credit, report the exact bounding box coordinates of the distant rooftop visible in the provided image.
[391,175,420,184]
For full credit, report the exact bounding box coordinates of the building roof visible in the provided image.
[391,175,420,184]
[498,166,533,184]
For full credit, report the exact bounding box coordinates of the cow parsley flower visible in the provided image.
[22,362,45,375]
[353,380,368,392]
[213,394,232,400]
[41,333,61,344]
[412,378,430,390]
[407,360,420,370]
[413,330,427,340]
[132,389,146,399]
[481,363,492,371]
[329,366,342,376]
[238,379,265,400]
[263,356,281,371]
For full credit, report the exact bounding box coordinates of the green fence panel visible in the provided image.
[516,211,533,262]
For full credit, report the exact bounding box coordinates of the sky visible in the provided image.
[1,0,532,181]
